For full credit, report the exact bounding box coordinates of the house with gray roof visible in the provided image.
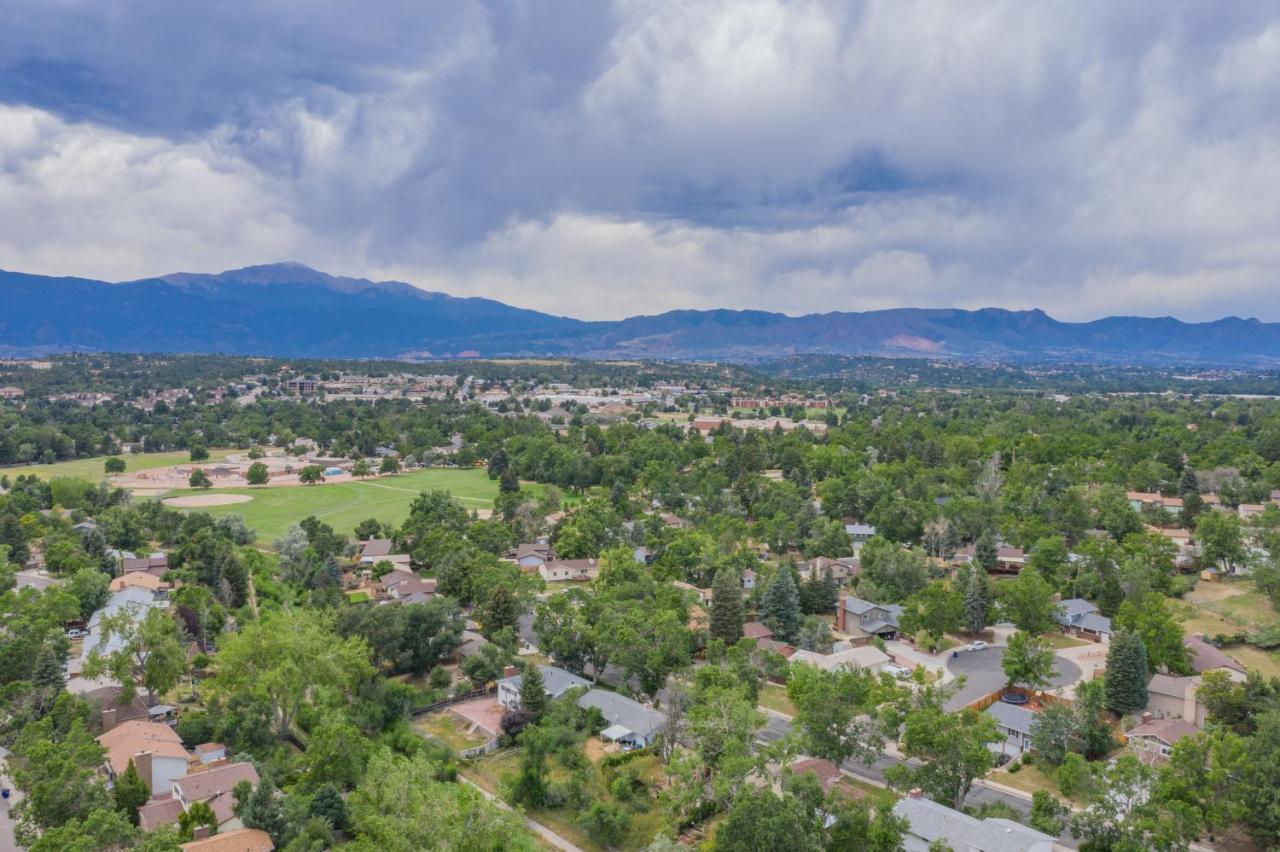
[498,665,590,710]
[893,794,1060,851]
[76,586,168,675]
[576,688,667,748]
[836,596,903,639]
[1054,598,1112,641]
[985,701,1036,754]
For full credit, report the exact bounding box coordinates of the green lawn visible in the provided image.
[174,467,536,542]
[414,712,492,752]
[0,448,238,482]
[758,684,798,717]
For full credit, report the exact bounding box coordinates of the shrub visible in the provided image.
[1056,752,1090,798]
[581,801,630,847]
[1007,758,1022,773]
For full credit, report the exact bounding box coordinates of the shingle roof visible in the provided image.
[893,796,1056,852]
[1184,634,1246,675]
[1147,673,1197,698]
[576,688,667,740]
[96,719,190,775]
[985,701,1036,736]
[359,539,393,559]
[1127,718,1200,745]
[1055,598,1097,622]
[499,665,590,698]
[175,762,259,807]
[180,828,275,852]
[1077,612,1112,634]
[138,795,185,831]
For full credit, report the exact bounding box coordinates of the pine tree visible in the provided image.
[519,662,549,719]
[710,568,744,644]
[1104,629,1149,715]
[32,642,65,691]
[499,468,520,494]
[760,567,802,643]
[975,530,998,572]
[962,565,989,635]
[113,758,150,825]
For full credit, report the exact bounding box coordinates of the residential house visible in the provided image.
[743,622,774,641]
[539,558,599,583]
[789,758,843,795]
[1238,503,1265,519]
[1146,674,1209,726]
[109,571,170,593]
[576,688,667,748]
[377,568,436,603]
[796,555,858,584]
[357,539,394,564]
[193,743,228,765]
[893,793,1061,851]
[788,645,891,675]
[985,702,1036,755]
[76,586,169,676]
[139,762,261,833]
[1125,715,1200,763]
[741,569,757,590]
[511,541,554,571]
[1146,526,1197,569]
[835,596,903,640]
[672,581,712,605]
[844,523,877,548]
[1126,491,1184,514]
[180,828,274,852]
[1183,633,1247,677]
[79,683,150,732]
[497,665,590,710]
[97,719,192,794]
[122,553,170,578]
[1054,599,1112,642]
[954,543,1026,573]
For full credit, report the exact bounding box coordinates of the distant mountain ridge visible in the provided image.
[2,263,1279,365]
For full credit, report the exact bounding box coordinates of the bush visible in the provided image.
[1007,758,1022,773]
[1056,752,1090,798]
[581,801,630,847]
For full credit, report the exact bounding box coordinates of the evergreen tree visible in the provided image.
[1104,629,1149,715]
[519,663,548,719]
[32,642,65,691]
[709,568,744,644]
[961,565,990,635]
[975,530,998,572]
[487,448,509,479]
[113,758,150,826]
[1097,567,1124,617]
[499,469,520,494]
[760,567,803,643]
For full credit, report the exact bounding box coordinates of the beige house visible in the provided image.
[1126,716,1199,763]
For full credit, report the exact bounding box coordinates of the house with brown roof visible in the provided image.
[1146,674,1208,726]
[1183,633,1247,676]
[140,762,261,833]
[110,571,170,593]
[97,719,192,794]
[180,828,274,851]
[358,538,394,564]
[539,557,599,583]
[789,758,842,795]
[1125,715,1200,763]
[742,621,774,641]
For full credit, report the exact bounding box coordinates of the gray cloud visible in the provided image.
[1,0,1280,321]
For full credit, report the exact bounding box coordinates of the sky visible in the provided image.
[1,1,1279,322]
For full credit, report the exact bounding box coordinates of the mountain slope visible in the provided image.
[2,263,1279,365]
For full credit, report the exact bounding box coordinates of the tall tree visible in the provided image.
[518,663,548,720]
[709,568,744,644]
[759,567,802,643]
[112,759,150,826]
[1104,629,1150,715]
[886,706,999,810]
[960,564,990,635]
[1001,630,1058,692]
[998,568,1058,635]
[787,663,893,765]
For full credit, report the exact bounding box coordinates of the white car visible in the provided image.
[965,640,988,652]
[66,628,88,639]
[883,663,912,679]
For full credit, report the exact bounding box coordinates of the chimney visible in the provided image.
[1141,712,1152,724]
[192,825,212,840]
[101,708,118,731]
[908,788,924,799]
[133,752,155,793]
[503,665,519,679]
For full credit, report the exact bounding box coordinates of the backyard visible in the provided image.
[1177,577,1280,676]
[413,711,493,752]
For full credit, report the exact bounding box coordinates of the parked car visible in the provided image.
[883,663,912,679]
[965,640,988,652]
[66,628,87,639]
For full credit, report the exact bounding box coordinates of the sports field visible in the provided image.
[0,449,238,482]
[167,467,528,542]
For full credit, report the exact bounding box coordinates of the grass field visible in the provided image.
[0,448,238,482]
[174,468,533,542]
[758,684,798,717]
[1177,578,1280,676]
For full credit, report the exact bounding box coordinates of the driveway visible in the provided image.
[944,646,1081,711]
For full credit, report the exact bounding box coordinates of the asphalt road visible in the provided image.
[0,747,18,852]
[944,645,1082,710]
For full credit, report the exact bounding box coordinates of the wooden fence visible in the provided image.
[966,685,1074,713]
[410,685,496,718]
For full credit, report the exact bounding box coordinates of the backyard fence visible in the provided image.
[410,685,496,718]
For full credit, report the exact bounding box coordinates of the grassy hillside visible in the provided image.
[0,448,238,482]
[174,467,532,542]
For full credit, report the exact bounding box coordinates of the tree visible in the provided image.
[1031,790,1068,836]
[66,566,110,620]
[1001,630,1058,692]
[709,567,744,644]
[348,749,537,850]
[351,459,373,479]
[475,583,522,640]
[246,461,269,486]
[311,783,350,832]
[26,807,138,852]
[959,564,991,635]
[178,800,218,841]
[379,455,401,475]
[1114,596,1191,674]
[1239,710,1280,847]
[899,581,963,648]
[112,758,149,826]
[975,529,998,572]
[759,567,802,643]
[713,787,825,852]
[886,706,998,810]
[1070,754,1202,851]
[233,777,291,846]
[189,445,210,462]
[303,716,371,791]
[518,662,548,720]
[499,468,520,494]
[299,464,325,484]
[188,468,213,489]
[787,663,892,765]
[581,801,630,847]
[1196,511,1246,573]
[1104,629,1150,715]
[1155,728,1248,843]
[1029,702,1075,766]
[104,457,126,474]
[214,611,373,738]
[82,607,188,705]
[998,568,1058,635]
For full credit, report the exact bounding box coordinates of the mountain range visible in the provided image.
[2,262,1279,366]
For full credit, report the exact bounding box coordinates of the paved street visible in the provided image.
[944,645,1082,710]
[0,747,19,852]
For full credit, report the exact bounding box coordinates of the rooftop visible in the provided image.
[576,688,667,740]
